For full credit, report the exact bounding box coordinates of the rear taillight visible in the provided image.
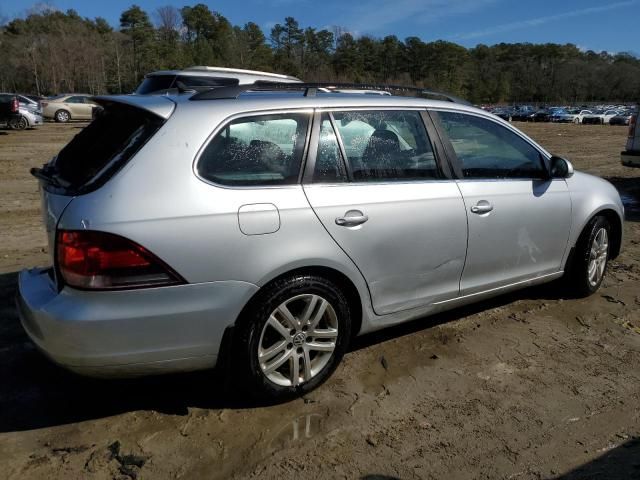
[41,101,48,108]
[11,97,18,113]
[628,115,637,139]
[56,230,184,290]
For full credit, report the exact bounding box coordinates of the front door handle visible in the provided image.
[336,210,369,227]
[470,201,493,214]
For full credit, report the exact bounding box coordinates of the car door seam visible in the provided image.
[300,185,377,315]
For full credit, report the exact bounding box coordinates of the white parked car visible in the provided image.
[582,110,622,125]
[554,109,593,124]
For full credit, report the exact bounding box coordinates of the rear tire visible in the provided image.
[566,216,610,297]
[9,116,28,130]
[233,274,351,401]
[54,109,70,123]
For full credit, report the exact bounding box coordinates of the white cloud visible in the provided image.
[343,0,502,34]
[453,0,638,40]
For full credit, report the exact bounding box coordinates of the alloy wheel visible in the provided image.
[258,294,338,387]
[587,227,608,287]
[12,116,28,130]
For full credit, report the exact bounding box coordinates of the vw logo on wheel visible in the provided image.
[292,332,306,347]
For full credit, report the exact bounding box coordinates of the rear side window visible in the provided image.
[313,114,347,183]
[52,103,164,191]
[197,113,310,186]
[331,110,439,182]
[438,111,546,179]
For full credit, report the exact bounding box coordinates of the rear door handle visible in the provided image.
[470,201,493,214]
[335,210,369,227]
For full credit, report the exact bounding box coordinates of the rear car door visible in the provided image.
[433,110,571,296]
[303,109,468,315]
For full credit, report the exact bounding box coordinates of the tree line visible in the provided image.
[1,4,639,104]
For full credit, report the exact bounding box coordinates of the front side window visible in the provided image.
[331,110,438,182]
[438,111,547,179]
[197,113,309,186]
[66,96,85,103]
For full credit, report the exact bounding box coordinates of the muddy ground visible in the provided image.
[0,122,639,480]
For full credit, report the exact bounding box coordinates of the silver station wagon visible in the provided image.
[18,83,624,400]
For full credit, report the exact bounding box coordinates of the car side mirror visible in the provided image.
[550,156,574,178]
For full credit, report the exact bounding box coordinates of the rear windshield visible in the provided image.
[51,102,164,192]
[135,74,239,94]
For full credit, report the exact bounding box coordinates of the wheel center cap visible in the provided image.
[292,332,306,347]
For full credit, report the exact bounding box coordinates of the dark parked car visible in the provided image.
[0,93,20,127]
[529,109,552,122]
[510,107,536,122]
[610,112,634,126]
[582,110,607,125]
[491,108,516,121]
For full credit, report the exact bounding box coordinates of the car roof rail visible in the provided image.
[182,66,301,81]
[189,81,471,105]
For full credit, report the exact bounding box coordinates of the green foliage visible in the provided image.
[1,5,639,103]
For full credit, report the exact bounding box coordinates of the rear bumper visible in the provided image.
[621,151,640,167]
[17,268,258,377]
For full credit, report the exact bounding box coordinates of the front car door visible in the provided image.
[65,96,92,119]
[432,110,572,296]
[303,109,468,315]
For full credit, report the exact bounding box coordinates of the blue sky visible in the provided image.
[1,0,638,54]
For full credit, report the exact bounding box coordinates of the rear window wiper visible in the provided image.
[30,165,70,189]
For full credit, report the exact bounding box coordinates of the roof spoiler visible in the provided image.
[90,95,176,120]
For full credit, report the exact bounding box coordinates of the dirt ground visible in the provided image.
[0,121,639,480]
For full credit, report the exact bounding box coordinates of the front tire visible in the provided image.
[567,216,610,297]
[234,274,351,401]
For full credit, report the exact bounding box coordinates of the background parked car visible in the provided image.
[0,93,20,128]
[135,66,301,94]
[554,108,593,123]
[529,109,552,122]
[509,106,535,121]
[582,110,622,125]
[550,108,569,122]
[491,107,516,121]
[582,110,606,125]
[610,112,634,126]
[7,94,44,130]
[42,94,98,122]
[9,103,43,130]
